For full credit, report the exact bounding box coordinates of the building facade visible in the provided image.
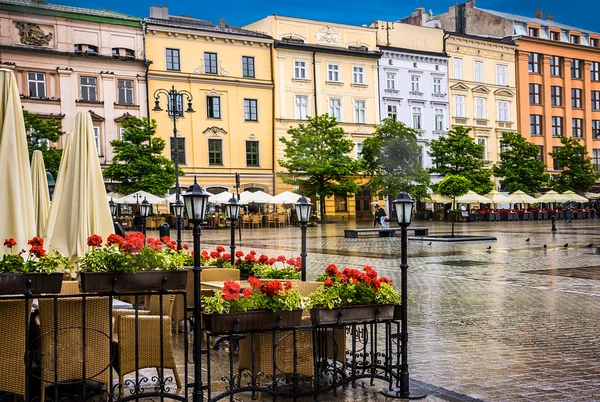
[245,15,380,218]
[0,0,147,165]
[145,7,275,194]
[372,21,449,180]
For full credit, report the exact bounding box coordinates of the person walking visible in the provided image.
[376,205,387,228]
[373,205,380,227]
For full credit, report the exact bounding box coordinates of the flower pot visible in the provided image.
[393,304,402,321]
[310,304,395,325]
[78,270,187,293]
[202,309,303,334]
[0,272,63,295]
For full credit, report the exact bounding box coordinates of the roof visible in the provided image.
[476,7,599,36]
[146,17,272,40]
[378,45,447,58]
[275,40,380,59]
[447,32,516,46]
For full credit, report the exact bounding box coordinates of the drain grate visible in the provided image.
[523,266,600,280]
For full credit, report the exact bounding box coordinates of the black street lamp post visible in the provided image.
[182,177,210,402]
[139,197,151,238]
[225,196,241,265]
[153,85,195,250]
[295,194,312,281]
[109,198,117,220]
[173,199,185,238]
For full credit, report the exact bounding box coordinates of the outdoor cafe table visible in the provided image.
[32,298,132,310]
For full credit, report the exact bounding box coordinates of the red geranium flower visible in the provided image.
[30,245,46,258]
[380,277,392,284]
[201,250,209,259]
[223,253,231,261]
[242,287,253,299]
[166,241,177,251]
[210,251,220,258]
[216,245,226,253]
[277,255,286,262]
[3,238,16,248]
[325,263,339,277]
[285,281,293,290]
[107,234,124,246]
[249,250,257,256]
[245,254,256,262]
[87,235,102,247]
[182,243,189,250]
[259,280,283,296]
[28,236,43,247]
[161,236,171,243]
[235,250,244,257]
[286,258,296,266]
[248,276,261,288]
[268,257,276,265]
[324,278,334,286]
[222,280,241,301]
[258,254,269,264]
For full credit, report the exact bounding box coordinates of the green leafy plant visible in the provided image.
[1,237,69,274]
[24,110,65,178]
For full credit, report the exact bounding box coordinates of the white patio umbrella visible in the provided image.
[46,112,113,263]
[239,191,269,204]
[253,190,274,203]
[209,191,234,204]
[115,190,167,205]
[584,192,600,200]
[423,193,452,204]
[44,133,71,240]
[31,150,50,237]
[0,68,35,254]
[457,191,490,204]
[507,190,538,204]
[107,191,125,200]
[483,190,510,205]
[536,190,569,203]
[166,191,212,204]
[271,191,301,204]
[561,190,588,203]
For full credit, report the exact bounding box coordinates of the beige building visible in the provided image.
[245,15,380,218]
[0,0,147,165]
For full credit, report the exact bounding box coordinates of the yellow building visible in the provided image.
[446,33,518,168]
[145,7,274,194]
[245,15,381,219]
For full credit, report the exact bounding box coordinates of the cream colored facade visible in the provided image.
[245,15,380,218]
[146,7,274,193]
[447,33,518,168]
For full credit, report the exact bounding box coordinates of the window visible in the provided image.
[246,141,259,166]
[475,97,486,119]
[497,101,510,122]
[593,91,600,110]
[352,66,364,84]
[550,56,562,76]
[528,53,541,73]
[550,31,561,41]
[387,105,397,121]
[552,116,563,137]
[454,95,465,117]
[117,79,134,105]
[28,72,45,98]
[592,62,600,81]
[537,145,544,162]
[204,52,218,74]
[551,86,562,107]
[125,49,135,57]
[242,56,255,78]
[294,60,307,79]
[434,108,444,130]
[433,77,442,94]
[354,100,366,123]
[477,138,486,160]
[356,142,363,158]
[244,99,258,121]
[119,127,125,140]
[593,120,600,139]
[593,149,600,171]
[530,114,542,136]
[412,106,422,129]
[386,72,396,89]
[453,58,463,79]
[591,38,600,47]
[112,48,120,56]
[570,34,580,44]
[328,64,340,82]
[474,60,483,82]
[170,137,186,164]
[166,48,180,71]
[552,146,562,170]
[572,118,583,138]
[529,84,541,105]
[496,64,508,86]
[334,195,348,212]
[571,59,582,79]
[295,95,309,120]
[80,76,97,102]
[168,94,183,117]
[410,75,421,92]
[74,44,98,53]
[208,139,222,165]
[207,96,221,119]
[572,88,582,108]
[93,126,100,155]
[329,98,341,121]
[529,27,539,37]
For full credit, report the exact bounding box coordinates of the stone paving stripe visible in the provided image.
[411,379,486,402]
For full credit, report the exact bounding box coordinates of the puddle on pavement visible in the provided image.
[523,266,600,280]
[434,260,490,267]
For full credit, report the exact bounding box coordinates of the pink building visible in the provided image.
[0,0,147,165]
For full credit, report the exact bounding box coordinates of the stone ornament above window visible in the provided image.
[193,63,229,76]
[15,22,52,46]
[316,25,340,45]
[203,126,227,138]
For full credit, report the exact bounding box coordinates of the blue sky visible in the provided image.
[61,0,599,32]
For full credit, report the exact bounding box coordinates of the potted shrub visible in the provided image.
[0,237,68,295]
[232,249,301,280]
[77,233,187,293]
[308,264,401,325]
[202,277,305,333]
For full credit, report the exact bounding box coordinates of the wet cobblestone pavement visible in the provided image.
[154,219,600,401]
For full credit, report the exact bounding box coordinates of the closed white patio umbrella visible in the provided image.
[31,150,50,237]
[44,133,71,240]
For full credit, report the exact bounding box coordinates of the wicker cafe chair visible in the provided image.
[0,299,32,399]
[114,294,181,394]
[60,280,81,295]
[38,297,111,402]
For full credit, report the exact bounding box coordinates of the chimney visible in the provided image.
[535,9,543,19]
[219,18,226,27]
[546,13,554,21]
[150,6,169,20]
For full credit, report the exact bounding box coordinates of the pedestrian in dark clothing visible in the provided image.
[133,211,143,232]
[373,205,380,227]
[375,205,387,228]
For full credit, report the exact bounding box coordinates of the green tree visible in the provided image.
[361,118,429,203]
[437,174,470,237]
[278,114,361,220]
[549,136,598,193]
[428,126,493,194]
[493,132,549,193]
[103,116,176,195]
[23,110,65,177]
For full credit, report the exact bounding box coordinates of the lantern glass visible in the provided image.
[183,178,210,224]
[173,199,185,219]
[392,191,414,227]
[139,198,152,218]
[225,196,240,220]
[295,195,312,223]
[109,198,117,217]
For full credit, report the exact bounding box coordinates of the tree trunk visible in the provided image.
[452,197,456,238]
[319,193,326,221]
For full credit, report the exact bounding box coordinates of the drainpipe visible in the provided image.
[142,20,151,119]
[270,42,276,193]
[443,31,450,55]
[312,51,318,114]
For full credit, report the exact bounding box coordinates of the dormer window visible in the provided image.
[591,38,599,47]
[570,34,580,44]
[112,48,135,58]
[112,48,120,56]
[125,49,135,57]
[528,27,539,37]
[550,31,561,41]
[74,44,98,53]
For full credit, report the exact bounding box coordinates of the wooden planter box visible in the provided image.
[203,309,302,334]
[310,304,395,325]
[0,272,63,295]
[78,270,187,293]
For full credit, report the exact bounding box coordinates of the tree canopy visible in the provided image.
[549,136,598,193]
[278,114,361,220]
[103,116,176,195]
[492,132,549,193]
[428,126,493,194]
[361,118,429,201]
[23,110,65,177]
